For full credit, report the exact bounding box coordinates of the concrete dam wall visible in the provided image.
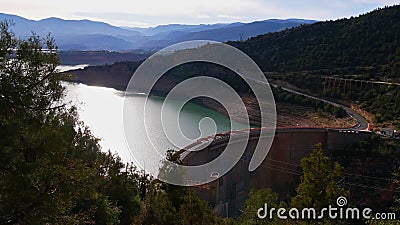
[180,128,372,218]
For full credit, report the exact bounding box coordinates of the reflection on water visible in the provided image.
[64,82,248,168]
[57,64,88,72]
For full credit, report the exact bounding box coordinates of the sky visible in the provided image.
[0,0,398,27]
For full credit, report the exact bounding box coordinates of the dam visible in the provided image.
[179,127,372,218]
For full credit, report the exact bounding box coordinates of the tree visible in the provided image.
[291,144,348,210]
[158,149,188,209]
[136,181,177,225]
[177,190,221,225]
[0,20,140,224]
[98,153,145,225]
[290,144,349,225]
[238,188,287,225]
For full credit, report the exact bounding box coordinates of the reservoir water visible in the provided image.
[63,82,248,171]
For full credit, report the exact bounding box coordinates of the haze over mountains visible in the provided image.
[0,13,315,51]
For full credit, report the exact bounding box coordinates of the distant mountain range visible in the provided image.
[68,5,400,89]
[0,13,316,51]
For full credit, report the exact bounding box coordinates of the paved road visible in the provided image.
[244,76,369,131]
[277,86,369,131]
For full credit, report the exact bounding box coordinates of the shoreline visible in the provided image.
[65,80,252,125]
[66,80,356,129]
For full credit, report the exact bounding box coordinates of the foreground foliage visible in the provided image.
[0,21,224,225]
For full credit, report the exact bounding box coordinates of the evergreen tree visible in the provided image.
[177,190,221,225]
[238,188,288,225]
[291,144,348,209]
[0,20,142,224]
[137,181,177,225]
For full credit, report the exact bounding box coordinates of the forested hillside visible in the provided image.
[227,5,400,128]
[231,5,400,79]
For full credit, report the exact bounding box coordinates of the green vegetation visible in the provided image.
[268,71,400,128]
[0,21,223,224]
[230,5,400,80]
[272,86,347,118]
[331,85,400,128]
[0,20,145,224]
[291,144,348,210]
[238,188,285,224]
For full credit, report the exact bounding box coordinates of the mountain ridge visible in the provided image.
[229,4,400,77]
[0,12,315,51]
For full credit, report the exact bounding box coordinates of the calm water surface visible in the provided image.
[63,83,248,169]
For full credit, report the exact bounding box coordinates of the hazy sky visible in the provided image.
[0,0,397,27]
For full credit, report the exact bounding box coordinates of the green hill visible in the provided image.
[230,5,400,79]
